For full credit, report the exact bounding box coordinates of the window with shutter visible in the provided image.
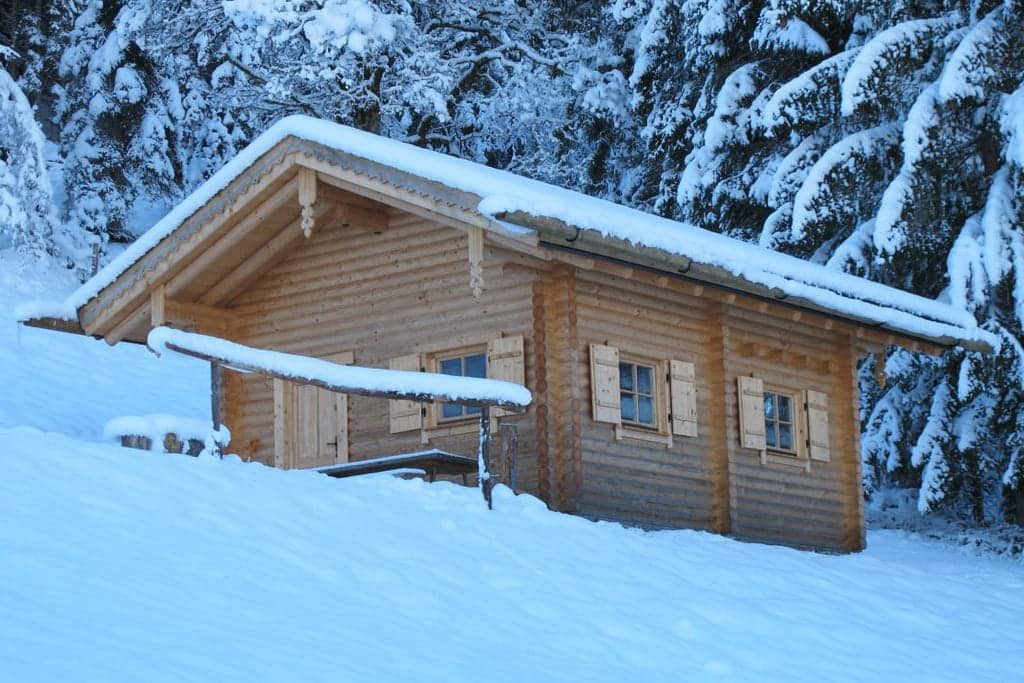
[737,376,767,451]
[487,335,525,417]
[669,360,698,437]
[804,389,831,462]
[589,344,621,424]
[388,353,423,433]
[437,351,486,420]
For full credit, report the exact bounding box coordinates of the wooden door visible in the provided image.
[273,352,352,470]
[292,385,347,469]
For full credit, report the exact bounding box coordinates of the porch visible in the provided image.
[146,326,532,507]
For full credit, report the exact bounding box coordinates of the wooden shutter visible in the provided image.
[389,353,423,433]
[804,389,831,462]
[669,360,698,437]
[487,335,525,417]
[589,343,621,424]
[737,376,766,450]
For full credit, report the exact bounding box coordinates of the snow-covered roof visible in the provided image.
[68,115,997,351]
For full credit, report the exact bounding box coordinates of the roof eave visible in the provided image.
[497,210,992,354]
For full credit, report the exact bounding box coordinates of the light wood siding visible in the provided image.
[721,306,861,551]
[222,212,538,492]
[573,271,716,531]
[213,201,863,551]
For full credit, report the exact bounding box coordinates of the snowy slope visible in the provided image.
[4,250,1022,681]
[0,249,206,439]
[1,429,1022,683]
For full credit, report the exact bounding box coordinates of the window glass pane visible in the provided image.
[440,358,461,376]
[638,395,654,424]
[442,402,462,418]
[636,365,653,395]
[765,421,777,448]
[778,395,791,422]
[465,353,486,379]
[779,423,793,450]
[764,394,774,419]
[619,363,634,391]
[620,393,636,421]
[466,405,482,416]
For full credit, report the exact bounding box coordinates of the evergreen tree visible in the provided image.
[0,45,60,258]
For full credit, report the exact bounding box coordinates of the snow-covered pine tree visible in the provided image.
[594,0,1024,524]
[0,45,58,258]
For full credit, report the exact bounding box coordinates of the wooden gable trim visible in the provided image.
[78,138,547,341]
[80,152,301,337]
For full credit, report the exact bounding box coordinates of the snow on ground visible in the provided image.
[0,249,206,439]
[1,429,1023,683]
[3,249,1023,681]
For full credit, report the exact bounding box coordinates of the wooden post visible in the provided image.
[499,423,519,492]
[211,361,223,458]
[478,406,493,509]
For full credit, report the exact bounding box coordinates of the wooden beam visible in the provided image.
[319,185,389,231]
[105,303,149,345]
[150,284,167,326]
[539,240,953,356]
[165,176,300,301]
[705,302,732,535]
[20,316,86,336]
[151,284,242,337]
[305,160,538,250]
[198,201,337,306]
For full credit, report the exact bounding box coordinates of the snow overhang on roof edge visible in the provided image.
[61,114,998,354]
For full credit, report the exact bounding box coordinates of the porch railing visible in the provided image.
[147,326,531,509]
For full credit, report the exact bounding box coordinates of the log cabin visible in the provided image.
[25,116,997,553]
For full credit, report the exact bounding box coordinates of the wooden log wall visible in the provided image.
[209,194,863,551]
[721,306,862,551]
[222,211,539,491]
[569,270,863,551]
[572,270,718,531]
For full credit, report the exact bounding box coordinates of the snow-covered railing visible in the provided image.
[146,326,532,507]
[147,327,532,409]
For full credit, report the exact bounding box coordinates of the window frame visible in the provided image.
[762,386,801,457]
[615,353,670,441]
[430,345,489,426]
[618,358,659,430]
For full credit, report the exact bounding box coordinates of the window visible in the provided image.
[438,352,486,420]
[619,360,657,428]
[764,390,796,453]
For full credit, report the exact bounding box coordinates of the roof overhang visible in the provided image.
[47,116,996,355]
[496,210,995,353]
